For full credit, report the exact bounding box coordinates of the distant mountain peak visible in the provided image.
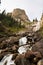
[7,8,30,22]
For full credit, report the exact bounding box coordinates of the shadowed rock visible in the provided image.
[32,39,43,57]
[37,59,43,65]
[0,36,19,49]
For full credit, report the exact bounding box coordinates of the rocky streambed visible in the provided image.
[0,31,43,65]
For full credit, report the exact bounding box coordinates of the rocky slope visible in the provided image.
[0,30,43,65]
[0,9,43,65]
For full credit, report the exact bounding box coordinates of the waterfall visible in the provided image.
[18,45,31,54]
[18,37,32,54]
[33,21,41,32]
[18,37,27,54]
[19,37,27,46]
[0,54,16,65]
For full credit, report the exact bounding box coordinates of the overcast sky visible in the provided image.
[0,0,43,20]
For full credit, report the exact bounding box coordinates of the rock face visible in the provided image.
[0,36,19,49]
[15,50,42,65]
[0,30,43,65]
[12,8,30,22]
[7,8,30,26]
[32,39,43,57]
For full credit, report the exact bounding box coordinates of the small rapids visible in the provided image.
[0,36,32,65]
[0,54,16,65]
[19,37,27,46]
[18,37,32,54]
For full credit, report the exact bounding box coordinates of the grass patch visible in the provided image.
[8,26,26,33]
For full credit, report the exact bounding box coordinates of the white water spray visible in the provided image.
[0,54,16,65]
[19,37,27,46]
[33,21,41,32]
[18,37,32,54]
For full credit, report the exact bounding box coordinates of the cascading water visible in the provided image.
[18,37,27,54]
[0,36,32,65]
[18,45,30,54]
[0,54,16,65]
[19,37,27,46]
[18,37,32,54]
[33,21,41,32]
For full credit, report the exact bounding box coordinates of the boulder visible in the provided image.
[15,53,30,65]
[15,50,42,65]
[12,8,30,22]
[0,36,19,49]
[37,59,43,65]
[32,39,43,57]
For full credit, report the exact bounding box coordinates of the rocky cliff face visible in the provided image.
[12,8,30,21]
[7,8,30,26]
[0,9,43,65]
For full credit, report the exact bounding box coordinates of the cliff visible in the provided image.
[7,8,30,26]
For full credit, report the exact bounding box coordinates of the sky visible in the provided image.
[0,0,43,21]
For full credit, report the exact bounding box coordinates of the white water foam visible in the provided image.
[0,54,16,65]
[33,21,41,32]
[19,37,27,46]
[18,37,32,54]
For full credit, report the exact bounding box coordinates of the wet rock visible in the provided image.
[0,49,42,65]
[33,52,42,64]
[12,45,18,51]
[15,53,30,65]
[25,50,42,65]
[15,50,41,65]
[25,50,35,59]
[12,53,18,60]
[0,45,18,54]
[0,36,19,49]
[32,39,43,57]
[33,32,42,42]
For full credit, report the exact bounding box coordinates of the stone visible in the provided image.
[32,39,43,57]
[37,59,43,65]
